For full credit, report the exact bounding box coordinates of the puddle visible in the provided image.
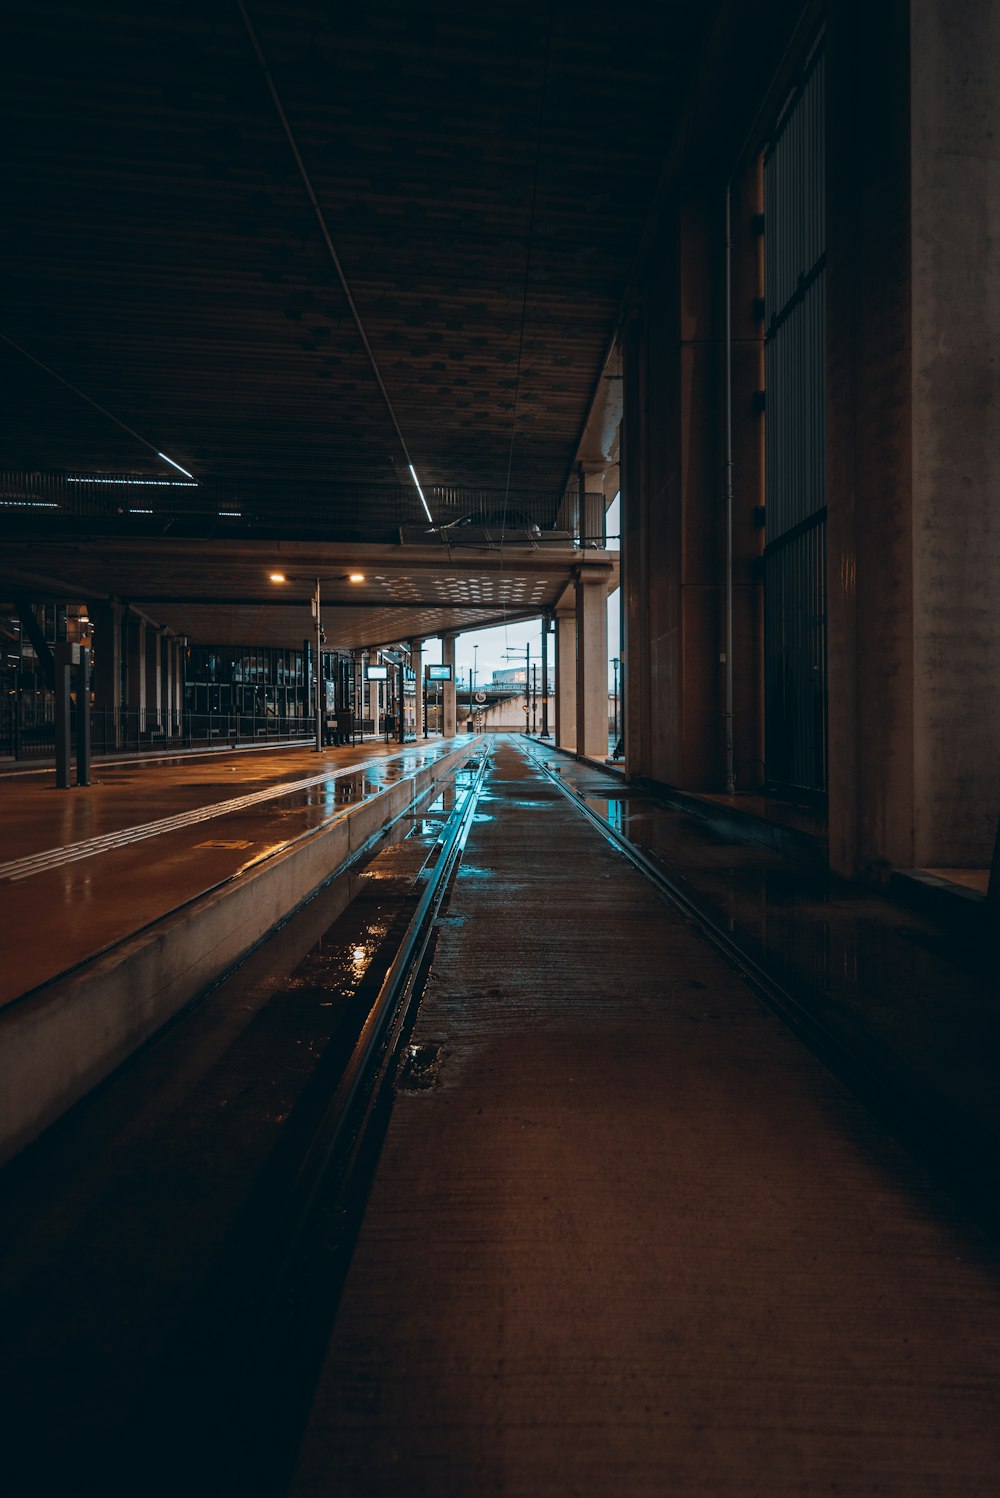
[396,1041,447,1092]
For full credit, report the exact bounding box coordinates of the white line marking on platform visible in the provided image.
[0,752,419,883]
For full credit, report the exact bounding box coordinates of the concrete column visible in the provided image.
[909,0,1000,868]
[620,309,649,776]
[554,606,576,752]
[91,601,122,749]
[540,614,551,737]
[411,639,423,738]
[441,635,457,736]
[575,570,609,759]
[126,615,146,717]
[174,639,185,723]
[826,0,913,877]
[824,0,1000,874]
[621,184,765,792]
[353,650,364,723]
[371,656,381,738]
[578,463,607,548]
[145,626,162,731]
[163,635,175,735]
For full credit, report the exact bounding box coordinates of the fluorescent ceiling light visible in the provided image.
[349,572,365,582]
[269,572,286,583]
[408,463,433,524]
[67,476,196,486]
[157,451,195,480]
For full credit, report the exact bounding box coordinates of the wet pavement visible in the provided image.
[0,737,476,1004]
[291,736,1000,1498]
[528,743,1000,1206]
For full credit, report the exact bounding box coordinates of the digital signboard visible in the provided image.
[426,664,453,681]
[366,665,389,681]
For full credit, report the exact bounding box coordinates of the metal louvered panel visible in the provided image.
[764,523,827,794]
[764,274,827,542]
[763,40,827,794]
[764,47,826,340]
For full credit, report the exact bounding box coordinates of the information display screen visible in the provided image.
[366,665,389,680]
[426,664,452,681]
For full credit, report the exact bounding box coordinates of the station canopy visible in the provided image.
[0,0,700,645]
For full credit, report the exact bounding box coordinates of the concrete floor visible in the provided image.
[291,738,1000,1498]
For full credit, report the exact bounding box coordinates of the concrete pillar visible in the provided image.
[371,656,381,738]
[540,614,551,737]
[163,635,175,735]
[826,0,913,877]
[554,606,576,753]
[824,0,1000,874]
[126,615,146,717]
[174,639,185,723]
[411,639,423,738]
[441,635,457,736]
[620,181,766,793]
[908,0,1000,868]
[353,650,364,724]
[575,570,609,759]
[145,626,162,731]
[620,310,648,776]
[578,463,607,548]
[91,601,122,749]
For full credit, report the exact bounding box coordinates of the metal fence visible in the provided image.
[0,703,316,761]
[763,39,828,795]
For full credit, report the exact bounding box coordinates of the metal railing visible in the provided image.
[0,703,317,760]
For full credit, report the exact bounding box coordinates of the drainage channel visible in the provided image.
[100,744,493,1497]
[520,740,1000,1242]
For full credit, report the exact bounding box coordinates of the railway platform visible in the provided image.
[0,735,477,1162]
[1,735,998,1497]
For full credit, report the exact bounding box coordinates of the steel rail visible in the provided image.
[272,744,492,1268]
[521,741,861,1072]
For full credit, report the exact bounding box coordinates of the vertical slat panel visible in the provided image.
[763,41,827,794]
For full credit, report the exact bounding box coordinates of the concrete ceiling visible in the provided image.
[1,0,702,645]
[0,536,617,650]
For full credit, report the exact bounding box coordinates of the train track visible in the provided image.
[111,745,493,1497]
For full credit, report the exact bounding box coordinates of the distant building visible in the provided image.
[491,666,554,691]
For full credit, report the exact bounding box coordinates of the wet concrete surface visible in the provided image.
[292,737,1000,1498]
[529,747,1000,1171]
[0,737,474,1003]
[0,766,473,1490]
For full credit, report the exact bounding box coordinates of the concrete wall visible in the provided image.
[826,0,999,874]
[826,0,915,878]
[910,0,1000,867]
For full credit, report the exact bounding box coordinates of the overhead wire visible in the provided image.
[0,333,196,480]
[497,4,554,656]
[236,0,433,524]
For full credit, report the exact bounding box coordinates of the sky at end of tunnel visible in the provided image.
[423,496,621,688]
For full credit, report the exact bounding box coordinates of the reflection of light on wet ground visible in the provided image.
[539,752,1000,1127]
[350,937,374,982]
[234,842,292,876]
